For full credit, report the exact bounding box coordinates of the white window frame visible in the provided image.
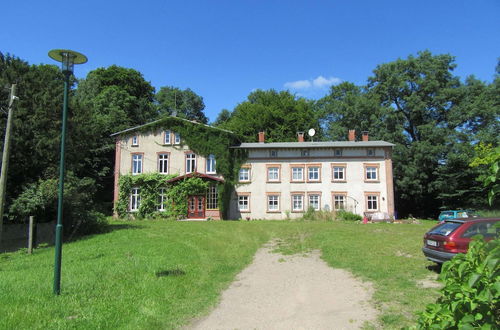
[132,154,143,175]
[206,154,216,174]
[292,194,304,212]
[174,132,181,144]
[366,167,378,181]
[307,166,320,182]
[158,188,167,211]
[207,184,218,209]
[333,194,346,210]
[367,195,379,211]
[186,153,196,173]
[158,153,169,174]
[291,166,304,182]
[332,166,345,181]
[164,130,171,144]
[308,194,320,211]
[130,188,140,211]
[239,168,250,182]
[131,135,138,146]
[267,167,280,182]
[267,195,280,212]
[238,195,250,212]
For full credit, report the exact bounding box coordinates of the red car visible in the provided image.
[422,218,499,264]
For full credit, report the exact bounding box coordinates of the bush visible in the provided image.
[416,236,500,329]
[336,210,362,221]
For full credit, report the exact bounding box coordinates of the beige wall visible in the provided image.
[229,147,391,220]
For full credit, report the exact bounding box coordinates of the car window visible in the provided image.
[429,222,462,236]
[457,212,467,218]
[440,212,454,218]
[462,221,499,239]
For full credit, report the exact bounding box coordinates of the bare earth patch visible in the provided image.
[189,243,378,329]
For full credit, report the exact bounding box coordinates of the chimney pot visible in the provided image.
[258,131,265,143]
[297,132,305,142]
[348,129,356,142]
[362,131,369,141]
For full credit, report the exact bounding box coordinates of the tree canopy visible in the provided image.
[156,86,208,123]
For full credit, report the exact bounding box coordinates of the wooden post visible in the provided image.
[28,216,34,254]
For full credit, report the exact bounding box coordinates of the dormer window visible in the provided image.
[164,130,171,144]
[367,148,375,156]
[174,132,181,144]
[334,149,342,157]
[269,150,278,157]
[301,150,309,157]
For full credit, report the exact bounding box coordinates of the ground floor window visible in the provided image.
[333,194,346,210]
[238,195,249,211]
[366,195,379,211]
[158,188,167,211]
[267,194,280,212]
[207,184,218,209]
[292,194,304,212]
[308,194,320,211]
[130,187,140,211]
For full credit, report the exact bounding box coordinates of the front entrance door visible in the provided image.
[187,195,205,218]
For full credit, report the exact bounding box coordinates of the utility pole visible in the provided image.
[0,84,18,247]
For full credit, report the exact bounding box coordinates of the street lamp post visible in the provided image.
[48,49,87,295]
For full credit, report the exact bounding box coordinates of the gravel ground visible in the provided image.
[189,243,378,329]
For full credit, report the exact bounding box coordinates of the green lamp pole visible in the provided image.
[48,49,87,295]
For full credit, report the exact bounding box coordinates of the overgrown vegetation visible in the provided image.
[416,236,500,329]
[300,208,362,221]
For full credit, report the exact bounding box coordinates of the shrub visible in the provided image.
[336,210,362,221]
[416,236,500,329]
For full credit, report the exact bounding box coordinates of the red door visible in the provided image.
[187,195,205,218]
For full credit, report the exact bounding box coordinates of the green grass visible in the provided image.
[0,220,440,329]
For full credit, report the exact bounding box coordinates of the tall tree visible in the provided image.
[221,89,319,142]
[156,86,208,123]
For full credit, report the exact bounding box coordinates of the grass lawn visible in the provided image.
[0,219,440,329]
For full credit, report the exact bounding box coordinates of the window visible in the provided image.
[366,194,378,211]
[158,153,169,174]
[292,194,304,212]
[333,193,346,210]
[158,188,167,211]
[131,135,139,146]
[308,194,320,211]
[364,164,379,181]
[238,194,250,212]
[239,167,251,182]
[130,188,140,211]
[301,150,309,157]
[186,153,196,173]
[132,154,143,174]
[307,165,321,182]
[164,130,171,144]
[267,165,280,182]
[207,184,218,209]
[291,166,304,182]
[332,164,346,181]
[367,148,375,156]
[269,150,278,157]
[206,154,216,174]
[334,149,342,157]
[174,132,181,144]
[267,194,280,212]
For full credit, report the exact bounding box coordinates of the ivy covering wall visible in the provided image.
[115,116,247,219]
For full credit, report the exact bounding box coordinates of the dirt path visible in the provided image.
[189,243,378,329]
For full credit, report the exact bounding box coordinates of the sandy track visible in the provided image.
[189,243,378,329]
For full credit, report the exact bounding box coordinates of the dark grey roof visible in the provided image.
[232,141,395,149]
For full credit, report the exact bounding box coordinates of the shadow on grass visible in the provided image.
[426,263,442,274]
[155,269,186,277]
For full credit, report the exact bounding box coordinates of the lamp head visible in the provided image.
[48,49,87,75]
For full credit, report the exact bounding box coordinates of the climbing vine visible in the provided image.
[117,116,247,218]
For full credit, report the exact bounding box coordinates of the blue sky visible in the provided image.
[2,1,499,122]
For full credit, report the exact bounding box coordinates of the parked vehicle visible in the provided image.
[437,210,478,222]
[422,218,499,264]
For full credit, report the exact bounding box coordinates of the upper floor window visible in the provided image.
[367,148,375,156]
[301,150,309,157]
[269,150,278,157]
[158,153,169,174]
[307,165,321,182]
[132,154,143,174]
[164,130,171,144]
[239,167,251,182]
[130,187,140,211]
[332,164,346,181]
[131,135,139,146]
[334,149,342,157]
[267,165,280,182]
[174,132,181,144]
[364,164,379,181]
[291,166,304,182]
[186,153,196,173]
[206,154,216,174]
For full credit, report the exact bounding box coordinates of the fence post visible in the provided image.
[28,216,34,254]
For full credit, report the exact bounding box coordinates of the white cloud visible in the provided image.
[284,80,312,89]
[284,75,342,91]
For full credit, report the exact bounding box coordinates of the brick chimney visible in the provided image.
[258,131,265,143]
[348,129,356,142]
[362,131,369,141]
[297,132,305,142]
